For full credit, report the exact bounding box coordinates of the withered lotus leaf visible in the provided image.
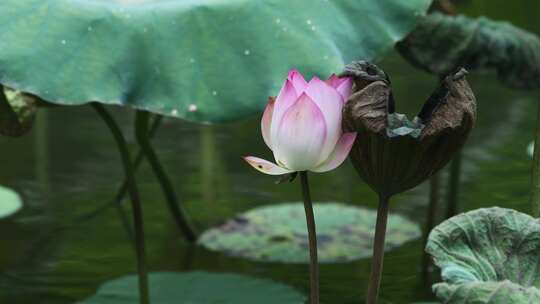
[342,61,476,197]
[0,87,37,137]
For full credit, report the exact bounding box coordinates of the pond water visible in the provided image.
[1,1,539,303]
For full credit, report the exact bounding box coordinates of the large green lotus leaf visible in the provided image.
[398,13,540,90]
[426,207,540,303]
[0,185,22,219]
[199,202,421,263]
[82,271,305,303]
[0,0,431,123]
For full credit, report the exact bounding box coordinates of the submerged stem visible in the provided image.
[531,98,540,217]
[115,114,163,204]
[135,110,197,242]
[299,171,320,304]
[446,152,462,219]
[92,104,149,304]
[422,174,440,282]
[366,195,390,304]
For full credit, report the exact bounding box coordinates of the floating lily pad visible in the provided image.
[82,271,305,304]
[427,207,540,303]
[199,202,421,263]
[0,185,22,219]
[0,0,430,123]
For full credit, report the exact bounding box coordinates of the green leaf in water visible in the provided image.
[0,0,431,123]
[0,185,22,219]
[199,202,421,263]
[81,271,305,304]
[398,12,540,89]
[426,207,540,303]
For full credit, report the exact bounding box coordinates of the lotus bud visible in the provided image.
[244,70,357,175]
[342,61,476,198]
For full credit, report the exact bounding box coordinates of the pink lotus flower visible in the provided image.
[244,70,357,174]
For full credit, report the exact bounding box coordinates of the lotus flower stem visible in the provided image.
[114,114,163,204]
[92,104,149,304]
[112,114,162,245]
[366,195,390,304]
[531,99,540,217]
[299,171,319,304]
[243,70,355,303]
[34,110,50,193]
[446,151,462,219]
[135,110,197,241]
[422,173,440,282]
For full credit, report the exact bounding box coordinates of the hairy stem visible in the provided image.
[135,110,197,241]
[92,104,149,304]
[299,171,319,304]
[366,195,390,304]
